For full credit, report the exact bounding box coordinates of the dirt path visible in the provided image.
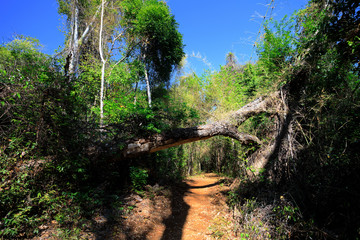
[145,173,230,240]
[34,174,232,239]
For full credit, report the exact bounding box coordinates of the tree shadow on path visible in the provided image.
[160,176,223,240]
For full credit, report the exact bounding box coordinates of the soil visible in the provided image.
[145,173,231,240]
[35,173,234,240]
[111,173,233,240]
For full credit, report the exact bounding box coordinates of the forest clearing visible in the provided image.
[1,0,360,239]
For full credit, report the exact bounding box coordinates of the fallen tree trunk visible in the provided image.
[122,122,261,158]
[229,91,282,127]
[120,91,283,158]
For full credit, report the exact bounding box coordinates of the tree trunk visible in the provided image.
[144,63,152,107]
[134,81,139,104]
[120,122,261,158]
[64,1,102,79]
[142,41,152,108]
[117,89,283,158]
[245,88,292,179]
[101,90,287,179]
[66,0,79,79]
[99,0,106,129]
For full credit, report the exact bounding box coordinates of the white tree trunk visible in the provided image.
[144,64,152,107]
[99,0,107,129]
[68,1,79,78]
[142,43,152,108]
[100,63,106,128]
[66,1,102,79]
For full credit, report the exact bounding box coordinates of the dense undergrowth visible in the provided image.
[1,0,360,239]
[172,1,360,239]
[0,35,191,238]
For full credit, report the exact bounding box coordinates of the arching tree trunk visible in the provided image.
[99,89,290,180]
[117,91,283,159]
[121,122,262,158]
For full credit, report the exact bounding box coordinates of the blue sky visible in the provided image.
[0,1,64,53]
[0,0,308,74]
[167,0,308,73]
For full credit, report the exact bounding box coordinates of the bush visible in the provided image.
[129,167,148,193]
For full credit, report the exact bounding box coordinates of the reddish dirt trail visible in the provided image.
[33,174,231,240]
[146,173,229,240]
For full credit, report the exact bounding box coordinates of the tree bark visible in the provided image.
[142,43,152,108]
[99,0,106,129]
[229,91,282,127]
[67,0,79,78]
[245,89,291,178]
[99,90,289,182]
[121,122,261,158]
[144,62,152,107]
[65,1,102,79]
[118,92,283,158]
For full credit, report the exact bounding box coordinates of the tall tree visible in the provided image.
[225,52,239,69]
[57,0,102,79]
[60,0,135,126]
[99,0,106,128]
[122,0,184,107]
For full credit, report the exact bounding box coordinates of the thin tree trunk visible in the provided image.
[134,81,139,104]
[100,63,106,128]
[99,0,106,129]
[67,0,79,78]
[65,1,102,79]
[188,147,193,175]
[142,42,152,107]
[144,65,152,107]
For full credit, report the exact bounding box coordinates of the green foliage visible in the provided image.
[288,3,360,238]
[152,146,187,181]
[0,36,93,238]
[135,0,184,84]
[2,0,359,239]
[57,0,101,23]
[129,167,148,193]
[225,2,360,239]
[171,55,280,179]
[208,215,232,239]
[273,202,299,223]
[0,0,188,237]
[231,197,272,240]
[121,0,184,108]
[172,1,360,239]
[257,15,297,71]
[227,190,240,208]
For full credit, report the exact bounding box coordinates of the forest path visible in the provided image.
[34,173,233,240]
[146,173,230,240]
[35,173,232,239]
